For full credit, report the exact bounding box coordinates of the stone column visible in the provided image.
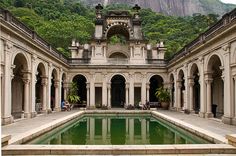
[205,74,213,118]
[146,83,150,102]
[41,77,48,112]
[23,77,30,118]
[2,41,13,125]
[176,80,182,110]
[129,74,134,106]
[125,83,129,106]
[188,77,194,111]
[141,75,147,104]
[86,83,90,108]
[102,75,107,107]
[222,46,233,124]
[31,55,37,117]
[107,83,111,108]
[54,80,60,111]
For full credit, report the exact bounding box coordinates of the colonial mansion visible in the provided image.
[1,4,236,126]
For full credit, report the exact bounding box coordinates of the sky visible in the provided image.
[220,0,236,4]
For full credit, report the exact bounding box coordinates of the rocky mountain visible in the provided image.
[79,0,236,16]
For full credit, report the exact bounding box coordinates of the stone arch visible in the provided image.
[147,73,165,83]
[11,51,30,71]
[189,63,201,113]
[206,54,224,118]
[69,73,88,83]
[205,53,224,72]
[109,52,129,58]
[104,22,134,40]
[11,52,30,119]
[109,73,128,83]
[149,75,164,102]
[111,74,126,107]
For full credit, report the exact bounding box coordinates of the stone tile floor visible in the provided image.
[157,110,236,137]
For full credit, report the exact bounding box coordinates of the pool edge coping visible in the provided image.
[4,110,230,146]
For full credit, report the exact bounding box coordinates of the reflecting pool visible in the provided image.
[27,114,211,145]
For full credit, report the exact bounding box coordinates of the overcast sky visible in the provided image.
[220,0,236,4]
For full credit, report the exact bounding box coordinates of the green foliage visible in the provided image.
[0,0,219,58]
[109,35,127,45]
[155,87,170,102]
[67,82,80,104]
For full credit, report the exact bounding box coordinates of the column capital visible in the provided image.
[54,80,60,87]
[41,77,48,86]
[188,79,195,87]
[176,80,182,88]
[22,78,30,84]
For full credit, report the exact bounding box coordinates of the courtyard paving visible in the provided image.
[2,109,235,142]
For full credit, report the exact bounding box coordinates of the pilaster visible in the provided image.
[30,54,37,117]
[107,83,111,108]
[102,74,107,107]
[222,44,233,124]
[129,73,134,106]
[2,41,13,125]
[86,82,90,108]
[199,56,206,118]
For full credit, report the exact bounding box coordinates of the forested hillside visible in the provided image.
[0,0,219,58]
[79,0,235,17]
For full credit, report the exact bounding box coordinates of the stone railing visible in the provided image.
[68,58,91,65]
[146,59,167,66]
[168,8,236,64]
[0,8,68,64]
[107,58,129,64]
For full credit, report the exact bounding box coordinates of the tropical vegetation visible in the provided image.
[0,0,219,59]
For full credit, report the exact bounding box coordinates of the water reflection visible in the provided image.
[32,116,210,145]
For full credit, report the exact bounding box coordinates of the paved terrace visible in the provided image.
[2,110,236,143]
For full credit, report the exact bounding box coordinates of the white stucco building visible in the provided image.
[1,5,236,125]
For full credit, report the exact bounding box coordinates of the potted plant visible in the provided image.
[67,82,80,105]
[155,87,170,110]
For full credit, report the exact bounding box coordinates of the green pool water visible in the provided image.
[27,114,211,145]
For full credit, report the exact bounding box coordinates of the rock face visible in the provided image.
[80,0,235,16]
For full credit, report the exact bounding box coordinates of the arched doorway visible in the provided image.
[149,75,163,102]
[111,75,126,108]
[190,64,200,113]
[72,75,87,105]
[35,63,46,113]
[11,53,29,119]
[178,70,185,109]
[207,55,224,118]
